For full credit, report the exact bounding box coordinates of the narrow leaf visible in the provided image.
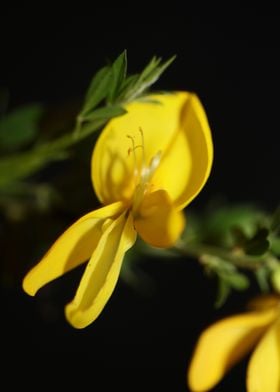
[221,271,250,290]
[215,278,231,308]
[255,267,270,292]
[107,50,127,103]
[81,106,126,122]
[123,55,176,102]
[82,66,112,115]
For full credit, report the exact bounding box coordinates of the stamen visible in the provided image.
[127,128,161,189]
[139,127,146,166]
[127,134,138,178]
[149,151,162,177]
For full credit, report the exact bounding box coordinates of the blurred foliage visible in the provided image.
[169,203,280,306]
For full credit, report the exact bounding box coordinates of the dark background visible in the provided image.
[1,3,279,391]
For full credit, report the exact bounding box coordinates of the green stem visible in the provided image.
[0,118,106,188]
[173,242,265,270]
[35,118,106,152]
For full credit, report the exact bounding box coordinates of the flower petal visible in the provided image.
[153,93,213,209]
[247,294,280,311]
[22,202,124,296]
[187,309,278,392]
[92,92,197,205]
[65,212,136,328]
[133,189,185,248]
[247,320,280,392]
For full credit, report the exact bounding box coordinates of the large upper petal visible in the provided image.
[247,320,280,392]
[187,308,279,392]
[22,202,124,296]
[152,94,213,209]
[65,211,137,328]
[92,92,213,208]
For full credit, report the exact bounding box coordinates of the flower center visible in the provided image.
[127,128,161,213]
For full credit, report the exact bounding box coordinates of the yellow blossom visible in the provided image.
[23,92,213,328]
[187,295,280,392]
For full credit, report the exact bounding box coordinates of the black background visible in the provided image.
[1,3,279,391]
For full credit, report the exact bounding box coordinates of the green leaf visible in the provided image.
[139,54,176,87]
[107,50,127,103]
[270,237,280,256]
[121,55,176,102]
[244,227,270,256]
[81,65,112,116]
[221,271,250,290]
[255,267,270,292]
[120,74,139,92]
[201,204,264,247]
[81,105,126,122]
[139,56,161,80]
[202,254,249,306]
[0,104,44,150]
[270,205,280,234]
[231,226,248,246]
[271,267,280,293]
[215,278,231,308]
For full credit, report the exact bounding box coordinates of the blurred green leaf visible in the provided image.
[271,266,280,293]
[220,270,250,290]
[255,266,270,292]
[201,205,265,247]
[0,103,44,150]
[215,271,249,308]
[215,278,231,308]
[107,50,127,103]
[270,237,280,256]
[244,228,270,256]
[202,254,249,307]
[0,148,68,187]
[270,205,280,234]
[230,226,248,246]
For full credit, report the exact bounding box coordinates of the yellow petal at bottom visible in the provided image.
[22,202,124,296]
[65,212,136,328]
[187,308,279,392]
[247,319,280,392]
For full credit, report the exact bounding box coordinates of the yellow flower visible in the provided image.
[187,295,280,392]
[23,92,213,329]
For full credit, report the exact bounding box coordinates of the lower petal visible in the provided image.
[65,212,136,328]
[187,309,278,392]
[22,202,124,296]
[134,189,185,248]
[247,320,280,392]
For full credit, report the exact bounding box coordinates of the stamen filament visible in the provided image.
[127,128,161,214]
